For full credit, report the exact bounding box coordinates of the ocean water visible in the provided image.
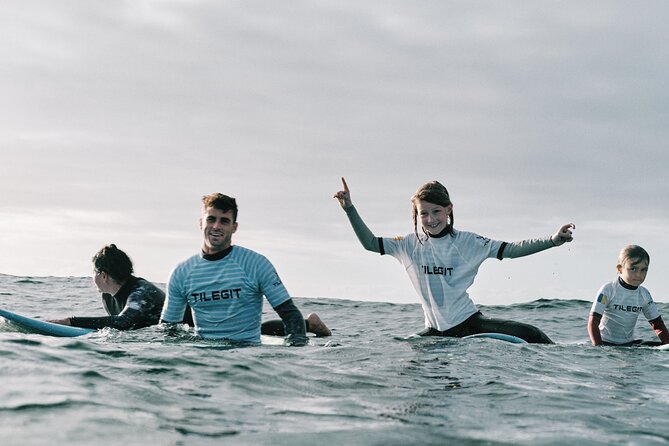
[1,274,669,446]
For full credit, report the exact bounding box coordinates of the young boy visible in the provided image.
[588,245,669,346]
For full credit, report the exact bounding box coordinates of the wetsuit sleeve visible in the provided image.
[649,316,669,344]
[70,281,162,330]
[69,310,142,330]
[273,299,308,346]
[497,236,555,260]
[344,205,382,254]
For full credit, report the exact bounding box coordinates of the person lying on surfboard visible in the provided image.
[48,244,165,330]
[588,245,669,346]
[334,177,574,344]
[49,244,330,337]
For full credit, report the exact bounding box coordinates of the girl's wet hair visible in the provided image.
[411,180,454,241]
[92,244,133,282]
[617,245,650,268]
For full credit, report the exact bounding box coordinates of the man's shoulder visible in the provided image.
[231,245,268,262]
[172,253,205,273]
[231,244,260,253]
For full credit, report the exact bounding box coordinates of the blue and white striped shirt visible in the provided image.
[161,246,291,341]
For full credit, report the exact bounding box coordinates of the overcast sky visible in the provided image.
[2,1,669,305]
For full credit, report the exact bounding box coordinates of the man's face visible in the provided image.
[200,206,238,254]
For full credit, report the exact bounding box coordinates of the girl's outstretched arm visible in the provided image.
[334,177,381,253]
[501,223,575,259]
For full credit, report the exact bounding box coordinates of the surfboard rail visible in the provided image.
[463,332,528,344]
[0,308,95,337]
[0,308,294,343]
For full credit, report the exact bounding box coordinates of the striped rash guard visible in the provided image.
[161,245,296,342]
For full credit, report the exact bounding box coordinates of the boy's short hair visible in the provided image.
[202,193,238,222]
[617,245,650,267]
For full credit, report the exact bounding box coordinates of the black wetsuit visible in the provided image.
[70,276,165,330]
[417,311,553,344]
[259,318,313,336]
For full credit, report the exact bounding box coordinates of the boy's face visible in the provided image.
[618,258,649,287]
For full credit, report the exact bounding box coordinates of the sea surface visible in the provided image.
[1,273,669,446]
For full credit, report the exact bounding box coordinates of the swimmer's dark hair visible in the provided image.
[202,193,238,222]
[92,244,133,283]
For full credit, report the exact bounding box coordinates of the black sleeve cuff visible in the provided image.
[496,242,508,260]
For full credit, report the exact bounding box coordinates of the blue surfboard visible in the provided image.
[0,308,290,344]
[463,332,527,344]
[0,309,95,337]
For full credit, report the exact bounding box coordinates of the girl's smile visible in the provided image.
[417,200,452,236]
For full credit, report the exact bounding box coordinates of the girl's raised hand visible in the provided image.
[551,223,575,246]
[333,177,353,209]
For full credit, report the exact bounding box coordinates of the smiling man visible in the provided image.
[160,193,317,345]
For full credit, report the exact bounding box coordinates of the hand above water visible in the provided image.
[47,318,71,326]
[551,223,575,246]
[333,177,353,209]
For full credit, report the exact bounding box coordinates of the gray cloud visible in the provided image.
[2,1,669,302]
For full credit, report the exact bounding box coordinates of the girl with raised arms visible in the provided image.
[333,177,575,344]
